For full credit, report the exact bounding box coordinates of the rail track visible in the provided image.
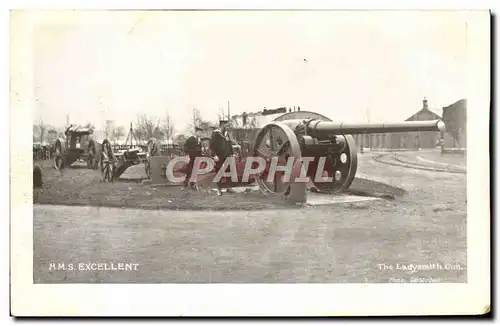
[373,153,466,174]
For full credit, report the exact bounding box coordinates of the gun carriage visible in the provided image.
[99,139,147,182]
[99,123,172,182]
[53,125,100,170]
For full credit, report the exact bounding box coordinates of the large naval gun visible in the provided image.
[251,115,445,202]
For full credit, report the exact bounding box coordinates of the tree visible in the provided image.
[188,109,215,134]
[188,108,202,133]
[133,115,155,142]
[159,114,175,143]
[33,120,47,144]
[111,126,125,143]
[174,134,187,145]
[103,120,114,139]
[217,107,226,121]
[46,129,58,144]
[133,114,176,143]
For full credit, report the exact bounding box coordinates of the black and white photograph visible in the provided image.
[10,7,490,316]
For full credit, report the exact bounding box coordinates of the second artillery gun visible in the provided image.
[100,123,159,182]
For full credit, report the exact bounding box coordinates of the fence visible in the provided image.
[33,141,247,162]
[111,144,185,157]
[33,145,54,161]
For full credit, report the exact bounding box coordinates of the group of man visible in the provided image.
[182,120,234,195]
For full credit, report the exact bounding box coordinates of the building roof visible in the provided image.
[443,98,467,111]
[230,111,283,128]
[252,113,283,127]
[404,107,442,121]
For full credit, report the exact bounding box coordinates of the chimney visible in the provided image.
[423,97,428,110]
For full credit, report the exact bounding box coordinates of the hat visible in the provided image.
[219,120,229,127]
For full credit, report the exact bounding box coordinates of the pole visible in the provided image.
[193,108,196,133]
[227,101,230,121]
[366,107,371,149]
[130,122,133,147]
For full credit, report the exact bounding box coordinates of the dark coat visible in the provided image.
[210,129,233,158]
[183,136,202,155]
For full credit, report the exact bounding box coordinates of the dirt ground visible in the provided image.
[33,159,405,210]
[33,150,467,283]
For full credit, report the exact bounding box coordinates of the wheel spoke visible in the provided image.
[252,123,304,199]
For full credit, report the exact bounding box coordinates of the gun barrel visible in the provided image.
[307,119,445,136]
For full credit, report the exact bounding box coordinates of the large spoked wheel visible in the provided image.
[252,122,306,202]
[100,139,115,182]
[145,138,160,179]
[53,139,65,170]
[311,135,358,193]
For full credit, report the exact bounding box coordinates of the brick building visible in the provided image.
[441,99,466,151]
[356,98,443,151]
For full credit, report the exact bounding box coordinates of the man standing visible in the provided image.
[183,127,204,190]
[210,120,234,195]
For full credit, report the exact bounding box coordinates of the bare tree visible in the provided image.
[217,107,226,121]
[133,114,175,143]
[33,120,47,144]
[103,120,114,139]
[188,108,202,133]
[159,114,175,143]
[134,115,155,142]
[46,129,58,144]
[188,109,214,134]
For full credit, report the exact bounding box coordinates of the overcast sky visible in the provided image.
[33,10,469,134]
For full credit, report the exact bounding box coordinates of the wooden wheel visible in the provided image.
[311,134,358,193]
[87,140,100,170]
[100,139,115,182]
[145,138,160,179]
[252,122,307,203]
[53,139,65,170]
